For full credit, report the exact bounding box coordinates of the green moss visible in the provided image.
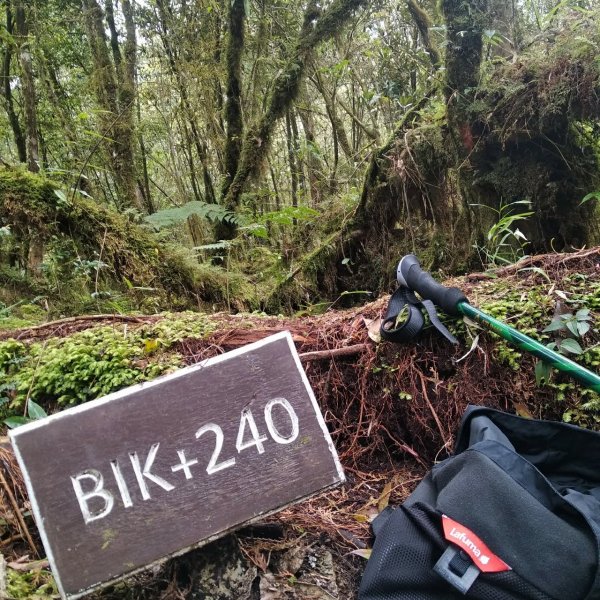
[0,166,256,311]
[455,269,600,423]
[6,567,57,599]
[0,313,216,414]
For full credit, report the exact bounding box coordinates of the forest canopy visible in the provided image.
[0,0,600,315]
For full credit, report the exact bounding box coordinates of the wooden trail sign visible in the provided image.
[9,331,345,599]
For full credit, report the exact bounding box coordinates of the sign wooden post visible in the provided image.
[9,331,345,599]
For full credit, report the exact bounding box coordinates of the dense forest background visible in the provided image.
[1,0,600,319]
[2,2,600,597]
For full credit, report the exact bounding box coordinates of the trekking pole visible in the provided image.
[396,254,600,393]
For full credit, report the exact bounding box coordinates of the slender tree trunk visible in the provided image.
[181,121,204,203]
[1,1,26,163]
[297,80,325,205]
[290,109,305,199]
[285,110,299,214]
[406,0,441,68]
[15,1,39,173]
[39,50,78,149]
[220,0,369,239]
[314,68,353,161]
[82,0,139,209]
[104,0,122,73]
[155,0,216,207]
[137,95,154,213]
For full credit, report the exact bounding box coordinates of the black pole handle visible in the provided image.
[397,255,468,316]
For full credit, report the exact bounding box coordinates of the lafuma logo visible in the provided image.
[442,515,511,573]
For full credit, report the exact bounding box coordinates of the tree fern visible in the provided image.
[144,201,242,230]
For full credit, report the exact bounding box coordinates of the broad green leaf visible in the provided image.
[576,308,591,320]
[542,319,564,333]
[580,191,600,204]
[577,321,591,337]
[559,338,583,355]
[54,189,69,205]
[27,399,47,419]
[4,416,31,428]
[565,320,579,338]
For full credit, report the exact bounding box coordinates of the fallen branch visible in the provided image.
[299,343,370,362]
[494,247,600,276]
[0,314,161,341]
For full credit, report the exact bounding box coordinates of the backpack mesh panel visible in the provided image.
[359,503,554,600]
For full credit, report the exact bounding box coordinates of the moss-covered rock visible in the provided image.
[0,167,253,313]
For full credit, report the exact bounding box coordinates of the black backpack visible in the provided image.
[359,405,600,600]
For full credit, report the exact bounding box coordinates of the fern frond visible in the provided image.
[144,201,242,229]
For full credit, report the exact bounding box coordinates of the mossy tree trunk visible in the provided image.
[82,0,139,211]
[1,1,26,165]
[214,0,246,241]
[14,0,45,275]
[442,0,489,235]
[15,0,39,174]
[216,0,370,241]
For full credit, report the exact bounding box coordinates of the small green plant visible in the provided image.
[580,191,600,205]
[4,398,47,428]
[535,308,593,384]
[472,200,534,267]
[6,564,58,599]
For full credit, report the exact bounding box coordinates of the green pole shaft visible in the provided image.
[458,302,600,393]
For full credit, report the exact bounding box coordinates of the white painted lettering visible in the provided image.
[236,408,268,454]
[171,450,198,479]
[264,398,299,444]
[71,469,114,524]
[110,460,133,508]
[196,423,236,474]
[129,443,175,500]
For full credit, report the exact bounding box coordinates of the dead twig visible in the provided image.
[0,467,38,558]
[418,372,451,453]
[299,343,370,362]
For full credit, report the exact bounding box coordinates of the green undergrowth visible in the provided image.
[5,566,57,599]
[448,271,600,426]
[0,312,217,424]
[0,167,257,315]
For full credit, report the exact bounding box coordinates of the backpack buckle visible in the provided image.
[433,546,480,594]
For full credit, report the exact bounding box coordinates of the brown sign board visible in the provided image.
[9,331,345,599]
